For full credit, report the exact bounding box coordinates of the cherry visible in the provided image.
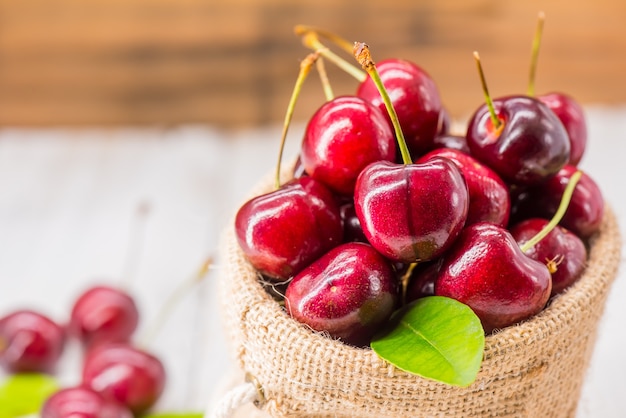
[285,242,398,347]
[405,260,440,303]
[354,158,469,263]
[430,133,471,155]
[356,59,443,158]
[82,343,166,416]
[510,218,587,296]
[511,165,604,238]
[0,310,65,374]
[235,176,343,281]
[416,148,510,227]
[338,200,367,243]
[41,386,132,418]
[435,222,552,334]
[69,286,139,349]
[466,94,570,185]
[467,53,570,185]
[301,95,396,195]
[538,92,587,166]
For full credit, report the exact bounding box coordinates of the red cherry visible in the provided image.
[511,165,604,238]
[435,222,552,334]
[356,59,443,157]
[41,386,132,418]
[235,177,343,281]
[510,218,587,296]
[82,343,166,415]
[285,242,398,347]
[539,92,587,166]
[466,95,570,185]
[405,260,441,303]
[354,158,469,263]
[0,310,65,374]
[69,286,139,349]
[430,133,471,155]
[301,96,395,195]
[416,148,510,227]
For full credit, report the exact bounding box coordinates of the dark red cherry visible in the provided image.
[538,92,587,166]
[69,286,139,349]
[511,165,604,238]
[339,201,367,243]
[0,310,65,374]
[285,242,398,347]
[354,158,469,263]
[510,218,587,296]
[235,177,343,281]
[41,386,132,418]
[82,343,166,415]
[416,148,510,227]
[466,95,570,185]
[435,222,552,334]
[405,259,441,303]
[356,59,443,157]
[430,133,471,155]
[301,96,395,195]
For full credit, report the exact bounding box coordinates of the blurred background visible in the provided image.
[1,0,626,416]
[0,0,625,128]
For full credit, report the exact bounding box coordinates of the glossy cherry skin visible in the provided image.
[82,343,166,415]
[539,92,587,166]
[430,133,471,155]
[356,59,443,158]
[41,386,133,418]
[511,165,604,239]
[405,259,441,303]
[285,242,398,347]
[416,148,510,227]
[435,222,552,334]
[354,158,469,263]
[235,177,343,281]
[0,310,65,374]
[69,286,139,349]
[339,201,367,243]
[510,218,587,296]
[466,95,570,185]
[301,96,396,195]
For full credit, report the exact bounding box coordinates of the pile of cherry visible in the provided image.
[0,285,165,416]
[234,32,604,348]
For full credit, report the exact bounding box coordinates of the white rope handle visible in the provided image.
[205,380,262,418]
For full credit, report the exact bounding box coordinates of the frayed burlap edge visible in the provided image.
[217,167,622,418]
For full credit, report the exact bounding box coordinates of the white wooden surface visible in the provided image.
[0,107,624,416]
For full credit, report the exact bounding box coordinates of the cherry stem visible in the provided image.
[354,42,412,165]
[295,24,355,55]
[400,263,418,306]
[274,51,320,189]
[520,170,583,253]
[473,51,501,130]
[301,31,366,82]
[316,57,335,101]
[137,256,214,349]
[527,11,546,97]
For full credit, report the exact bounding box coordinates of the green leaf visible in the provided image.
[371,296,484,387]
[0,373,59,417]
[143,414,203,418]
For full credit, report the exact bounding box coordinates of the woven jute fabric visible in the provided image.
[218,170,622,418]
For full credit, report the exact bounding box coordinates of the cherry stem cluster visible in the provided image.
[519,170,582,253]
[473,51,502,131]
[527,11,546,97]
[353,42,413,165]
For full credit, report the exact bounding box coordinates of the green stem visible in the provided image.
[303,33,366,82]
[527,11,546,97]
[275,52,318,189]
[354,42,412,165]
[294,24,356,55]
[473,51,501,130]
[316,57,335,101]
[520,170,582,253]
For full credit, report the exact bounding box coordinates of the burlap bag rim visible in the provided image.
[219,166,622,418]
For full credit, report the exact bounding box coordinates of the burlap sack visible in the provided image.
[218,170,621,418]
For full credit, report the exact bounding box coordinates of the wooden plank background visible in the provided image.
[0,0,625,128]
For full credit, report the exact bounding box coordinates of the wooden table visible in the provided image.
[0,107,624,416]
